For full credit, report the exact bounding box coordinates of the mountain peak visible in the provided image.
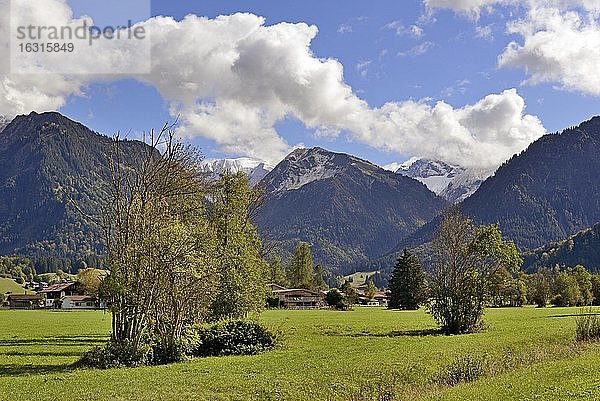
[389,158,491,203]
[264,147,347,194]
[199,157,274,186]
[256,147,447,271]
[1,111,98,146]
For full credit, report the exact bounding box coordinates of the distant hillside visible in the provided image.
[0,278,31,294]
[372,116,600,272]
[0,112,148,272]
[256,147,447,273]
[522,221,600,272]
[461,115,600,251]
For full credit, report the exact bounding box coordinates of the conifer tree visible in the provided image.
[269,256,289,287]
[288,242,314,289]
[388,249,426,310]
[313,264,328,291]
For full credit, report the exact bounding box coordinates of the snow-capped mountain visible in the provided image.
[256,147,447,271]
[200,157,274,186]
[385,158,494,203]
[440,167,495,204]
[0,115,11,133]
[264,147,346,194]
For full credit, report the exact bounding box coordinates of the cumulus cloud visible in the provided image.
[0,0,546,168]
[424,0,600,96]
[423,0,600,15]
[423,0,516,16]
[328,88,546,169]
[499,6,600,95]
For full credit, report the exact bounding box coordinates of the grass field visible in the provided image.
[0,278,31,295]
[0,307,599,400]
[342,271,377,288]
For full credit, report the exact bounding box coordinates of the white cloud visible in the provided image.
[499,6,600,95]
[398,41,435,57]
[423,0,600,16]
[475,24,495,39]
[423,0,600,96]
[0,0,546,169]
[423,0,516,17]
[337,24,352,34]
[356,60,372,77]
[384,21,425,37]
[337,88,546,169]
[441,79,471,97]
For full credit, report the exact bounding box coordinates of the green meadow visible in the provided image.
[0,278,31,295]
[1,307,599,401]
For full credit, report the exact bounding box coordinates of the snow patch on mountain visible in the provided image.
[0,116,10,133]
[387,158,495,203]
[273,148,344,192]
[440,167,495,203]
[200,157,274,186]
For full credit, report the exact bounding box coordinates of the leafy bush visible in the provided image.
[266,295,280,309]
[440,354,485,386]
[78,339,153,369]
[335,299,351,311]
[189,321,276,357]
[576,307,600,342]
[151,337,194,365]
[325,289,351,310]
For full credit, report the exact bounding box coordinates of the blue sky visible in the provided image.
[37,0,600,166]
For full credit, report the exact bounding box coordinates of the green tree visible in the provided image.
[528,268,552,307]
[325,288,344,307]
[341,281,358,305]
[288,242,314,290]
[573,265,593,306]
[553,269,581,307]
[427,209,522,334]
[313,264,328,292]
[210,172,268,321]
[77,268,103,296]
[268,256,289,287]
[592,274,600,306]
[100,125,215,357]
[388,249,426,310]
[365,280,377,300]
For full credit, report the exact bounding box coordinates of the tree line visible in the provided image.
[388,208,600,335]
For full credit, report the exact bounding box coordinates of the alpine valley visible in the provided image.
[2,111,600,276]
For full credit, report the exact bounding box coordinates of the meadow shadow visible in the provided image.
[335,328,444,338]
[0,363,77,377]
[0,336,107,347]
[547,313,600,319]
[0,335,107,377]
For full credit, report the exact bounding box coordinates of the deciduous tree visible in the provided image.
[427,209,521,334]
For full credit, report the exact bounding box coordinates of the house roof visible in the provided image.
[272,288,322,296]
[267,283,287,291]
[7,294,43,301]
[62,295,94,302]
[40,282,76,293]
